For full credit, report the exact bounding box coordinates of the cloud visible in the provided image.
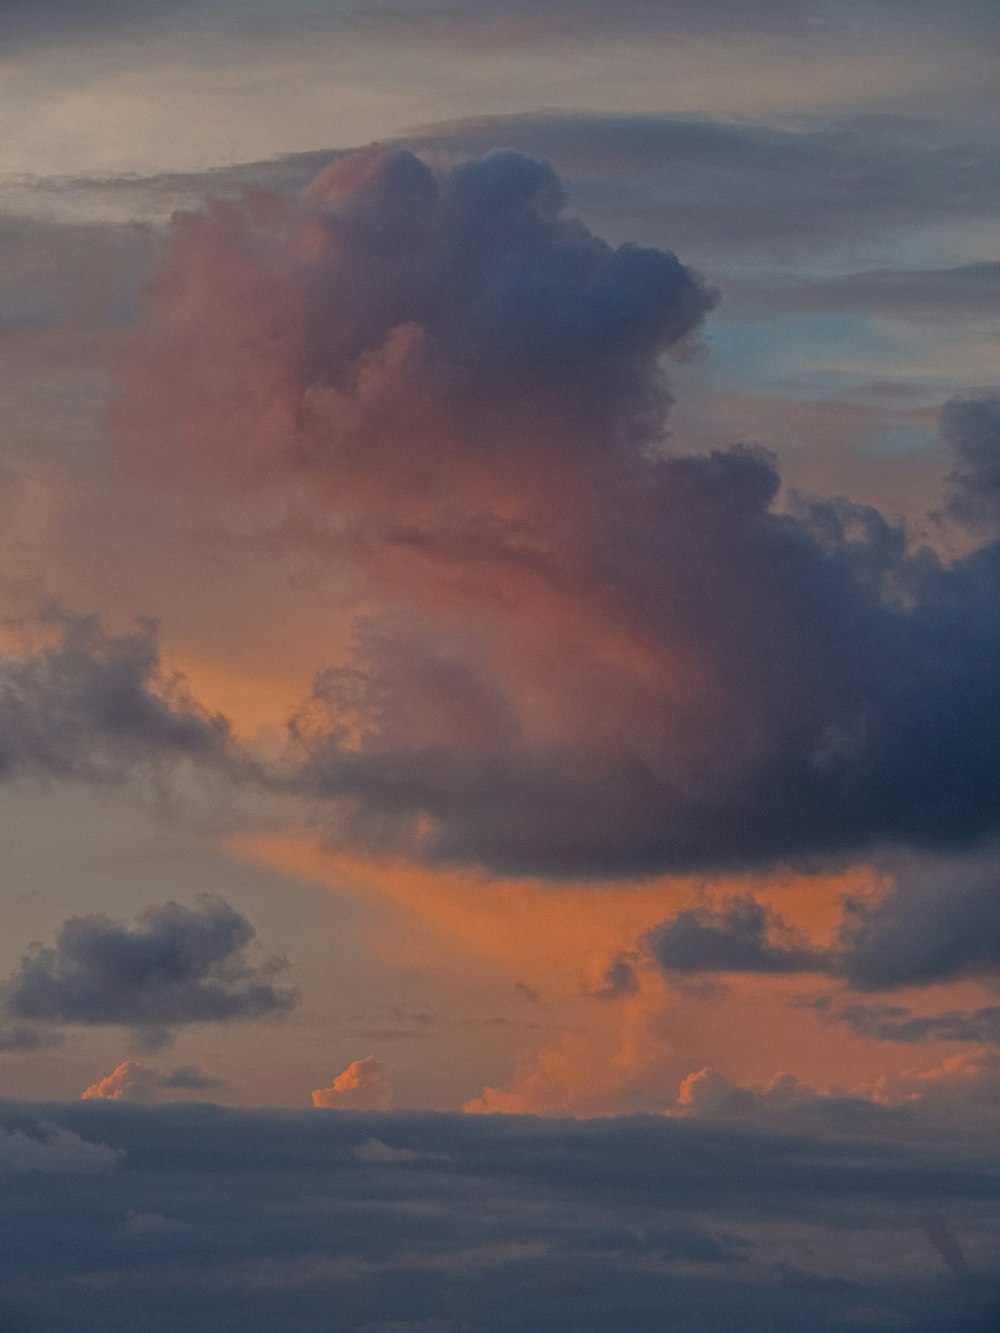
[0,1099,995,1331]
[0,1025,63,1052]
[110,145,1000,881]
[81,1060,222,1103]
[645,897,829,977]
[402,112,1000,262]
[0,0,197,53]
[837,871,1000,990]
[639,863,1000,992]
[313,1057,393,1110]
[3,895,298,1047]
[0,1120,120,1175]
[673,1067,830,1120]
[0,611,229,787]
[942,392,1000,533]
[352,1137,422,1164]
[819,1000,1000,1044]
[586,955,640,1000]
[722,263,1000,323]
[872,1048,1000,1115]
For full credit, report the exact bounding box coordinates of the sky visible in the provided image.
[0,0,999,1327]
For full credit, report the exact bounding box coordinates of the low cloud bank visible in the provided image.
[0,1099,995,1331]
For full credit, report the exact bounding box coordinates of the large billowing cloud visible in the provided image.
[2,896,298,1049]
[116,145,1000,882]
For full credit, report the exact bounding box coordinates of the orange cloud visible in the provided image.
[81,1061,162,1104]
[312,1056,393,1110]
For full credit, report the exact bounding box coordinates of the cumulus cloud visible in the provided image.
[114,144,1000,883]
[3,895,298,1048]
[0,611,229,787]
[81,1060,222,1103]
[671,1047,1000,1129]
[645,897,829,977]
[672,1067,828,1120]
[313,1056,393,1110]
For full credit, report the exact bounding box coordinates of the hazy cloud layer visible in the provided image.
[822,1000,1000,1044]
[3,896,298,1048]
[0,1100,995,1331]
[404,112,1000,262]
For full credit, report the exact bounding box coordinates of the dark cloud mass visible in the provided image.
[117,145,1000,880]
[942,393,1000,532]
[642,868,1000,992]
[2,896,298,1047]
[0,1100,995,1332]
[0,612,229,786]
[646,898,829,976]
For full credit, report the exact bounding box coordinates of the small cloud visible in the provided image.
[160,1064,223,1091]
[313,1056,393,1110]
[0,1122,120,1175]
[586,955,639,1000]
[514,982,544,1007]
[0,1024,63,1052]
[3,895,299,1048]
[81,1059,220,1103]
[352,1138,422,1164]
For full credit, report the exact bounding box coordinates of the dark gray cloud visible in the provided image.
[822,1000,1000,1043]
[0,611,229,787]
[645,899,829,977]
[838,871,1000,991]
[0,1100,995,1332]
[942,393,1000,532]
[640,859,1000,992]
[2,896,298,1047]
[0,1025,63,1052]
